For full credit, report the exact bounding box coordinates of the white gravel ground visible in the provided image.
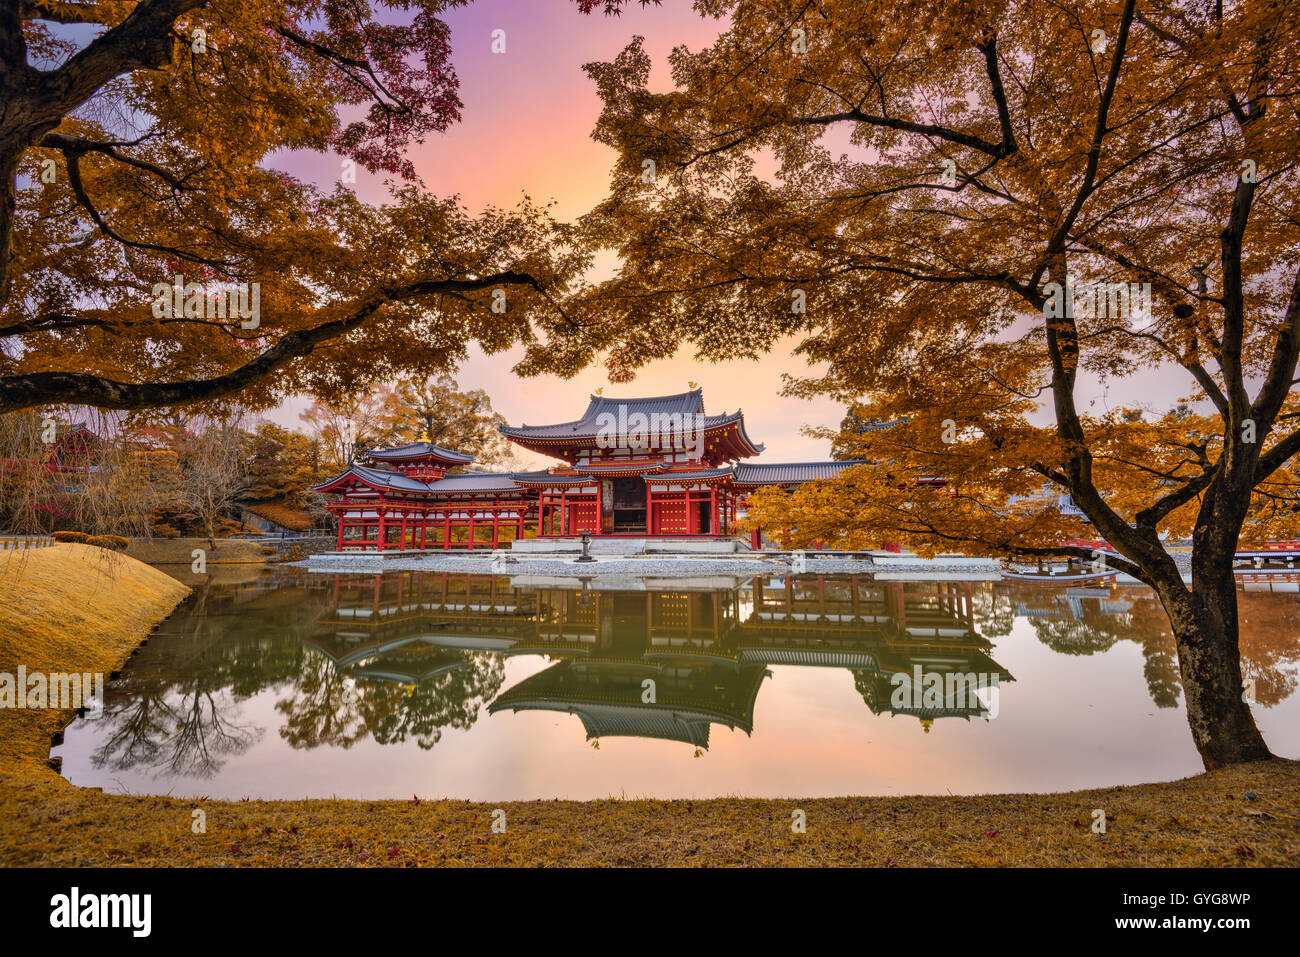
[300,551,1005,579]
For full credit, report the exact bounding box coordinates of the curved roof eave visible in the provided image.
[366,441,474,464]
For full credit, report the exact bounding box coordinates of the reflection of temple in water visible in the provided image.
[309,573,1014,747]
[1013,586,1133,622]
[308,573,537,685]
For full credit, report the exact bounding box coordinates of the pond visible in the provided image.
[54,567,1300,801]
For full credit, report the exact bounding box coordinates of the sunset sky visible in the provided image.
[252,0,840,466]
[263,0,1195,466]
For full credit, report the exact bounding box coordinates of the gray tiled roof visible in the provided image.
[425,472,521,493]
[499,389,758,442]
[311,464,436,494]
[510,470,596,487]
[366,441,474,463]
[645,467,735,482]
[732,460,866,486]
[499,389,706,440]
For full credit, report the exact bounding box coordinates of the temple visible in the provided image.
[313,388,862,551]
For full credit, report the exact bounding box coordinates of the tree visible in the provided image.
[242,423,327,508]
[299,387,404,472]
[2,1,594,414]
[544,1,1300,768]
[0,409,63,533]
[393,374,514,465]
[177,423,246,544]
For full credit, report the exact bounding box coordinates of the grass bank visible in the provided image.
[0,547,1295,867]
[0,544,190,785]
[125,538,269,565]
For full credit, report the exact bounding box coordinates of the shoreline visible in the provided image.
[300,548,1299,587]
[2,545,1297,867]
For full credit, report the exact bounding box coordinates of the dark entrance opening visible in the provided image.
[696,499,712,534]
[611,476,646,533]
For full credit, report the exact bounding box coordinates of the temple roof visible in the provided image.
[645,467,735,483]
[578,460,670,475]
[311,463,438,495]
[733,460,866,486]
[500,389,708,440]
[312,464,526,496]
[510,470,597,487]
[366,441,474,464]
[425,472,520,493]
[498,388,764,462]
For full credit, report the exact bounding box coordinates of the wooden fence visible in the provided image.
[0,536,54,550]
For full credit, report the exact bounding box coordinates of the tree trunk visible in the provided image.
[1156,565,1273,770]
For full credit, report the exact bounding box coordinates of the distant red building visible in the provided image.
[313,388,862,551]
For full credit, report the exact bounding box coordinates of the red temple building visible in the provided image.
[313,388,862,551]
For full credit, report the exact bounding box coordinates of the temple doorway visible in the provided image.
[612,476,647,532]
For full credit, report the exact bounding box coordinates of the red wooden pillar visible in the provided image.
[443,512,451,549]
[468,505,476,551]
[400,511,409,551]
[560,490,568,535]
[336,510,345,550]
[710,487,719,536]
[376,509,386,552]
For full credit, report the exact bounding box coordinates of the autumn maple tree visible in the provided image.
[536,0,1300,768]
[1,0,593,414]
[393,373,515,464]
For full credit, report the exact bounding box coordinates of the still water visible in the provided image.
[56,567,1300,800]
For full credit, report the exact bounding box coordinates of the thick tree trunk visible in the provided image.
[1155,563,1273,770]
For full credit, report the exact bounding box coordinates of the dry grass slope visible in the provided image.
[125,538,268,565]
[0,544,190,785]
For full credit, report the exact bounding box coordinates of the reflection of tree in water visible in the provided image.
[1008,584,1300,711]
[274,655,368,750]
[971,584,1015,638]
[1010,586,1182,708]
[92,686,262,779]
[372,654,505,748]
[1238,591,1300,707]
[276,651,506,751]
[88,694,172,771]
[87,574,328,778]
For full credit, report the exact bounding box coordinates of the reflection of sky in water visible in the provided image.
[54,568,1300,801]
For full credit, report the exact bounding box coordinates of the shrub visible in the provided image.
[86,534,130,551]
[52,531,90,544]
